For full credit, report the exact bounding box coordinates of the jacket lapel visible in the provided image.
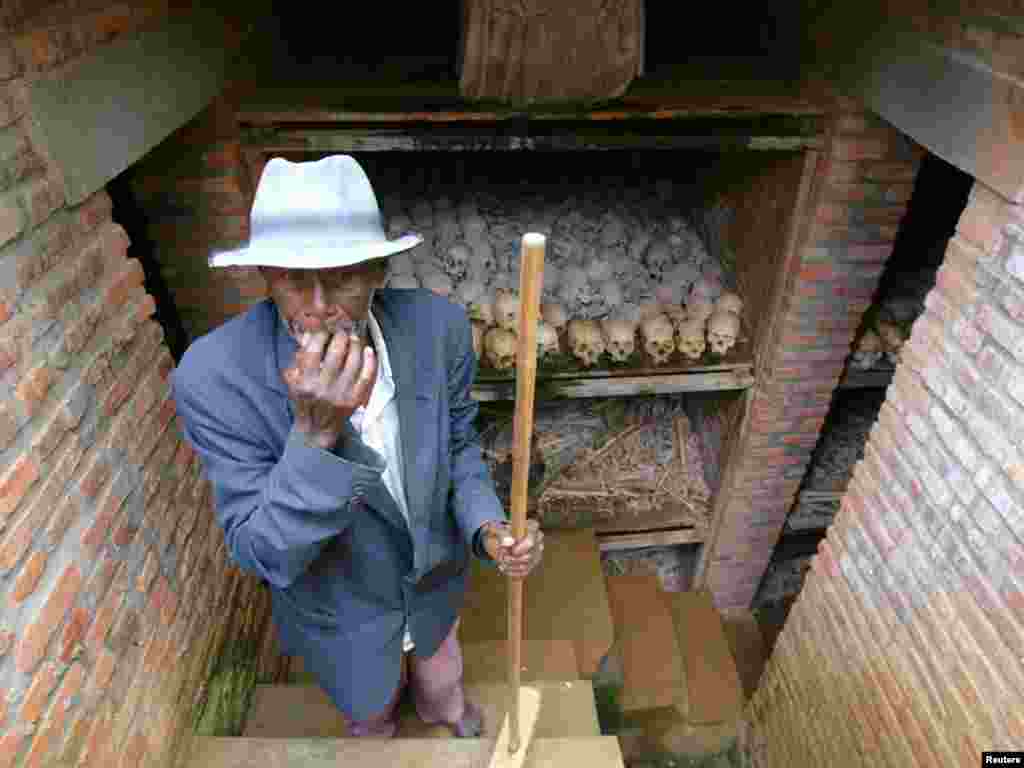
[373,292,424,533]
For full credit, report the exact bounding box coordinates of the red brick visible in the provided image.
[85,590,121,656]
[15,564,82,673]
[957,185,1007,255]
[10,550,46,605]
[21,174,64,229]
[60,607,89,664]
[20,662,58,723]
[0,454,39,529]
[831,137,891,161]
[15,366,52,417]
[0,512,33,572]
[0,729,28,768]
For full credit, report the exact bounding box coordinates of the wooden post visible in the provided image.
[507,233,545,754]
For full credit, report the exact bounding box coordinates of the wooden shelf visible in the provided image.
[473,338,754,401]
[596,525,707,551]
[235,74,831,153]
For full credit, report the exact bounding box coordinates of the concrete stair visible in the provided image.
[605,574,756,762]
[185,529,624,767]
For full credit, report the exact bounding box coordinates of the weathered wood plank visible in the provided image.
[245,128,822,153]
[596,527,706,551]
[472,369,754,401]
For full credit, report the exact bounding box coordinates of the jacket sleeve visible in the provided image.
[445,307,507,560]
[171,360,385,589]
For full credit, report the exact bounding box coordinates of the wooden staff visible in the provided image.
[507,233,545,754]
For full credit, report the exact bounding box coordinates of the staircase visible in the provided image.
[185,529,763,767]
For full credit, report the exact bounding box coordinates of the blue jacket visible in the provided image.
[170,289,506,720]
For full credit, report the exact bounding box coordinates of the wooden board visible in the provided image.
[473,369,754,401]
[604,575,684,712]
[596,528,705,551]
[667,591,743,725]
[487,686,542,768]
[189,736,626,768]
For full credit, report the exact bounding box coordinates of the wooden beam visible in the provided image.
[244,128,823,153]
[472,368,754,401]
[27,6,243,205]
[596,527,706,551]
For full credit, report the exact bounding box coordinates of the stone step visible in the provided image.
[667,590,743,725]
[286,638,580,686]
[243,680,602,740]
[461,639,579,684]
[189,735,626,768]
[604,574,684,713]
[459,528,615,680]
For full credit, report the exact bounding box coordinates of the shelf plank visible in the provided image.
[473,368,753,401]
[243,126,822,153]
[596,527,706,551]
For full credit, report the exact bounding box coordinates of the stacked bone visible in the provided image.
[379,192,744,370]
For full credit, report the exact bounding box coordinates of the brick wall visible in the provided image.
[129,92,267,343]
[0,5,274,768]
[746,175,1024,767]
[700,104,923,609]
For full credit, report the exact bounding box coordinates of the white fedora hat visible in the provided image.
[209,154,422,269]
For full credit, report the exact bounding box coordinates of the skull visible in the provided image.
[468,294,495,326]
[600,216,628,248]
[691,275,723,302]
[421,271,453,297]
[543,263,562,296]
[484,328,517,370]
[388,273,420,290]
[541,302,569,332]
[628,231,653,264]
[586,255,614,284]
[567,319,605,368]
[598,280,624,312]
[641,314,676,365]
[876,320,906,365]
[644,239,673,281]
[685,298,715,324]
[715,292,743,317]
[494,290,521,333]
[600,318,636,363]
[707,310,740,356]
[455,279,486,309]
[851,330,883,370]
[676,317,706,360]
[461,214,488,242]
[537,320,560,358]
[389,251,416,276]
[444,242,472,281]
[468,241,497,282]
[638,301,666,325]
[411,201,433,228]
[387,213,412,238]
[437,218,462,251]
[471,322,486,360]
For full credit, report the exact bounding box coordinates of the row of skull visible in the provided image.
[473,291,744,370]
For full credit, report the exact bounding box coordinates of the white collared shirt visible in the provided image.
[348,310,415,652]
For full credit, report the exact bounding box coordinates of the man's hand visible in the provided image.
[481,519,544,578]
[283,330,377,450]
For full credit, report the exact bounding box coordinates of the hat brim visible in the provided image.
[208,233,424,269]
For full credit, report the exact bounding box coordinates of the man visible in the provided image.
[171,155,543,739]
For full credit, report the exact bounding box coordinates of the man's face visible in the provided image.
[261,258,389,339]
